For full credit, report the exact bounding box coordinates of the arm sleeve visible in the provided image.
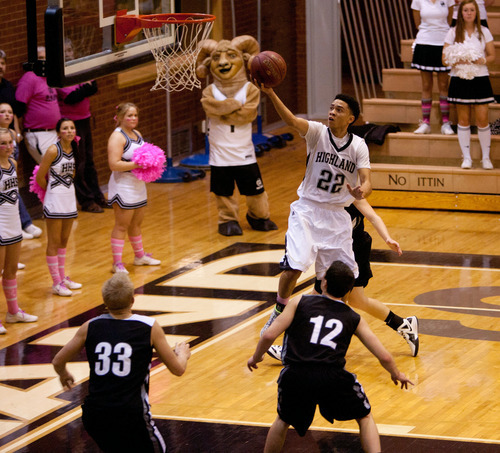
[16,101,27,117]
[356,140,371,169]
[14,74,33,104]
[302,121,322,153]
[64,81,98,104]
[482,27,493,43]
[444,27,455,45]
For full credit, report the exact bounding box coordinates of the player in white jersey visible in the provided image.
[256,86,372,332]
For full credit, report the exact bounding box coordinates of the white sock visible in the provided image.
[477,126,491,160]
[457,125,471,160]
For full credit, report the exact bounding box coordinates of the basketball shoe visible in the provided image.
[260,308,280,336]
[267,344,282,361]
[397,316,419,357]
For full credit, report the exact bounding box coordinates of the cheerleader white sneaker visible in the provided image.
[63,277,82,290]
[414,121,431,134]
[112,262,129,274]
[481,158,493,170]
[440,122,454,135]
[52,282,73,297]
[5,309,38,323]
[18,262,26,270]
[461,158,472,169]
[134,253,161,266]
[0,322,6,334]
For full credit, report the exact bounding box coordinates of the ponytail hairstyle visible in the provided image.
[115,102,138,127]
[455,0,483,43]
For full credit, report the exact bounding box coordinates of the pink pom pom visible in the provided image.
[131,142,166,183]
[29,165,46,203]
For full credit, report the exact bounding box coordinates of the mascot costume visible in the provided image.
[196,35,278,236]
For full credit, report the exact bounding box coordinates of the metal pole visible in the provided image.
[166,90,172,167]
[26,0,38,67]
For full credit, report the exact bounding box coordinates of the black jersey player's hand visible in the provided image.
[392,371,414,390]
[59,370,75,390]
[247,354,264,372]
[386,237,402,256]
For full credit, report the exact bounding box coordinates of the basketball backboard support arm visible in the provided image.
[24,0,46,76]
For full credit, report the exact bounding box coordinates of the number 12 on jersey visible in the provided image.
[309,315,344,349]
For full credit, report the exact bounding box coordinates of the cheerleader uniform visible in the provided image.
[0,158,22,245]
[445,26,495,104]
[43,142,78,219]
[411,0,455,72]
[107,128,147,209]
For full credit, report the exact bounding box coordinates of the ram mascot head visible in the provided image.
[196,35,260,97]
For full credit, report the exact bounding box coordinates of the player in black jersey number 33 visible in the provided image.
[53,273,191,453]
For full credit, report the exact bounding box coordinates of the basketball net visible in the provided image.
[142,16,214,92]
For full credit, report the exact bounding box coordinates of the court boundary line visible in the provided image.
[152,414,500,445]
[372,262,500,272]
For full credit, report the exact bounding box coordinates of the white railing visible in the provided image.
[339,0,414,103]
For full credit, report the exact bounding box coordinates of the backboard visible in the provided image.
[45,0,177,87]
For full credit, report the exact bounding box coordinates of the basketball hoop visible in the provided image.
[116,12,215,92]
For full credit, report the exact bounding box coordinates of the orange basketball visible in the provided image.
[250,51,287,88]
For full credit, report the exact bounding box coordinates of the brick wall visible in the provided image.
[1,0,306,189]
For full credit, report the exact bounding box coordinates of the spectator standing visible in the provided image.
[0,51,42,239]
[15,47,60,163]
[411,0,456,135]
[0,50,20,135]
[443,0,496,169]
[452,0,495,27]
[57,40,107,213]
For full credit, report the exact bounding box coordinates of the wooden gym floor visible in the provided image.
[0,126,499,452]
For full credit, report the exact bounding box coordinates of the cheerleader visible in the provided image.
[411,0,455,135]
[36,118,81,296]
[0,102,42,242]
[107,103,160,274]
[0,128,37,333]
[443,0,496,169]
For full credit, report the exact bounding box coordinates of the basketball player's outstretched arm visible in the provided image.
[151,320,190,376]
[353,199,402,255]
[259,86,309,136]
[247,297,300,371]
[355,317,413,389]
